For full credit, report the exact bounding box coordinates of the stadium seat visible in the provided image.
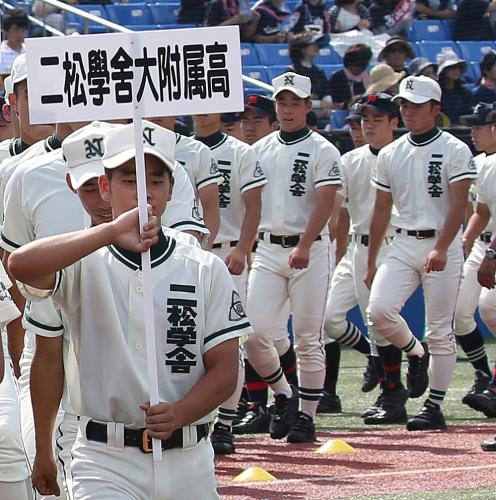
[240,43,261,66]
[243,65,270,84]
[105,3,153,26]
[148,3,180,25]
[160,23,196,29]
[407,20,448,42]
[457,41,496,63]
[441,19,455,40]
[320,64,341,79]
[255,44,291,66]
[126,24,158,31]
[314,45,342,65]
[266,65,291,82]
[64,5,110,34]
[471,61,481,81]
[243,86,270,97]
[329,109,348,129]
[417,41,461,60]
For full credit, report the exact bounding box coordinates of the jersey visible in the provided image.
[25,232,253,428]
[254,128,341,235]
[468,152,486,210]
[0,137,22,164]
[199,132,267,244]
[372,129,476,230]
[474,152,496,233]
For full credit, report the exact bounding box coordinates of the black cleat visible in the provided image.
[406,345,430,398]
[317,391,342,414]
[361,391,384,419]
[406,400,447,431]
[210,422,235,455]
[481,437,496,451]
[232,403,270,434]
[232,399,250,426]
[363,384,409,425]
[269,386,299,440]
[462,371,491,408]
[362,356,379,393]
[287,411,316,443]
[465,389,496,418]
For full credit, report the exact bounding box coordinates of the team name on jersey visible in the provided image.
[290,152,310,197]
[428,153,443,198]
[165,283,198,374]
[217,159,231,208]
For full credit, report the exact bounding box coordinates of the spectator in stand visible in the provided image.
[369,0,414,35]
[437,47,473,125]
[306,110,319,130]
[453,0,496,41]
[288,33,333,116]
[205,0,257,39]
[290,0,331,35]
[329,0,371,32]
[473,51,496,105]
[414,0,455,20]
[364,63,405,95]
[0,9,27,74]
[178,0,209,24]
[378,35,415,73]
[32,0,78,33]
[249,0,292,43]
[329,43,372,109]
[408,57,437,79]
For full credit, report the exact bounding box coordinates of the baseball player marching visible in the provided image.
[366,76,477,431]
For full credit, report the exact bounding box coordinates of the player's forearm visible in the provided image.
[238,191,262,253]
[7,318,24,377]
[0,340,4,383]
[367,195,392,268]
[335,208,350,264]
[199,187,220,249]
[463,207,490,243]
[171,339,238,428]
[415,3,436,16]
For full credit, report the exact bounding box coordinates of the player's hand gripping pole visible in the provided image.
[133,117,163,461]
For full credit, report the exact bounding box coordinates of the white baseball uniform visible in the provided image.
[245,127,341,415]
[0,137,23,164]
[22,231,252,500]
[368,129,476,403]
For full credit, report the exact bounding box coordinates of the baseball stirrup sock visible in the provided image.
[299,386,323,418]
[427,388,446,406]
[335,321,370,355]
[456,327,491,376]
[280,344,299,387]
[377,344,401,385]
[371,354,385,382]
[217,408,237,427]
[323,342,341,395]
[401,336,425,357]
[263,367,292,397]
[244,359,269,406]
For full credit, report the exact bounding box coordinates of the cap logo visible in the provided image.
[143,126,156,146]
[84,137,104,159]
[247,95,258,105]
[283,74,295,86]
[405,79,414,91]
[368,94,378,103]
[473,104,483,114]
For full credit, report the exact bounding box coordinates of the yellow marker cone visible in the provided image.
[233,466,277,482]
[316,439,357,454]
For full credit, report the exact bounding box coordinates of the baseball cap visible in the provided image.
[10,53,27,85]
[3,75,12,105]
[460,102,496,126]
[359,93,399,116]
[244,94,276,118]
[103,120,176,173]
[63,121,119,190]
[220,112,242,124]
[345,103,362,124]
[272,72,311,99]
[392,75,442,104]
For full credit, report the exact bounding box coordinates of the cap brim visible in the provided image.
[69,160,105,190]
[345,113,361,124]
[243,105,274,117]
[392,91,431,104]
[273,86,310,99]
[12,74,27,85]
[102,146,176,172]
[459,115,491,126]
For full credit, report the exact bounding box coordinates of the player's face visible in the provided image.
[77,178,113,226]
[471,124,496,152]
[275,91,311,132]
[361,108,396,147]
[193,114,221,130]
[220,121,243,141]
[399,99,439,134]
[349,121,366,147]
[101,155,173,219]
[241,108,276,144]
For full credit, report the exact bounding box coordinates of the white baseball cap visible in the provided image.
[272,72,312,99]
[392,75,442,104]
[10,53,27,85]
[63,121,119,190]
[3,76,12,105]
[102,120,176,173]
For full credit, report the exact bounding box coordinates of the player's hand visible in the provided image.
[140,401,176,440]
[364,265,376,289]
[478,257,496,289]
[424,248,447,273]
[289,243,310,269]
[225,247,246,275]
[462,238,474,257]
[111,206,160,253]
[32,453,60,496]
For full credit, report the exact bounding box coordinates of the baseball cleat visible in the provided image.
[406,346,430,398]
[462,371,491,408]
[210,422,235,455]
[481,437,496,452]
[317,391,342,414]
[361,390,384,419]
[232,403,270,434]
[269,386,299,440]
[406,400,447,431]
[362,356,379,393]
[363,384,408,425]
[287,411,316,443]
[465,388,496,418]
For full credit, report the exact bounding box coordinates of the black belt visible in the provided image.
[480,232,493,243]
[355,235,369,246]
[259,232,321,248]
[396,228,436,239]
[212,240,238,249]
[85,420,209,454]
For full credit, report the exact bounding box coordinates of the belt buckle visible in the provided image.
[281,236,292,248]
[415,230,427,240]
[140,430,153,454]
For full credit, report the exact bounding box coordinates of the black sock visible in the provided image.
[377,344,402,387]
[280,344,299,387]
[456,327,491,376]
[371,354,385,383]
[244,359,268,406]
[335,321,371,355]
[324,342,341,396]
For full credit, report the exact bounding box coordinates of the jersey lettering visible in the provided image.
[218,159,231,208]
[165,284,198,374]
[427,153,443,198]
[290,152,310,197]
[84,137,104,159]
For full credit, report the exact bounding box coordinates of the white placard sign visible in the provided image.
[26,26,244,124]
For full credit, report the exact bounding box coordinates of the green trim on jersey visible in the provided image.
[204,321,251,345]
[277,129,312,146]
[407,129,442,147]
[24,311,63,332]
[1,232,20,249]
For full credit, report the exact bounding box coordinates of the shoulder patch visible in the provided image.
[328,161,340,177]
[191,200,203,221]
[229,290,246,322]
[210,158,219,175]
[468,159,477,172]
[254,161,264,178]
